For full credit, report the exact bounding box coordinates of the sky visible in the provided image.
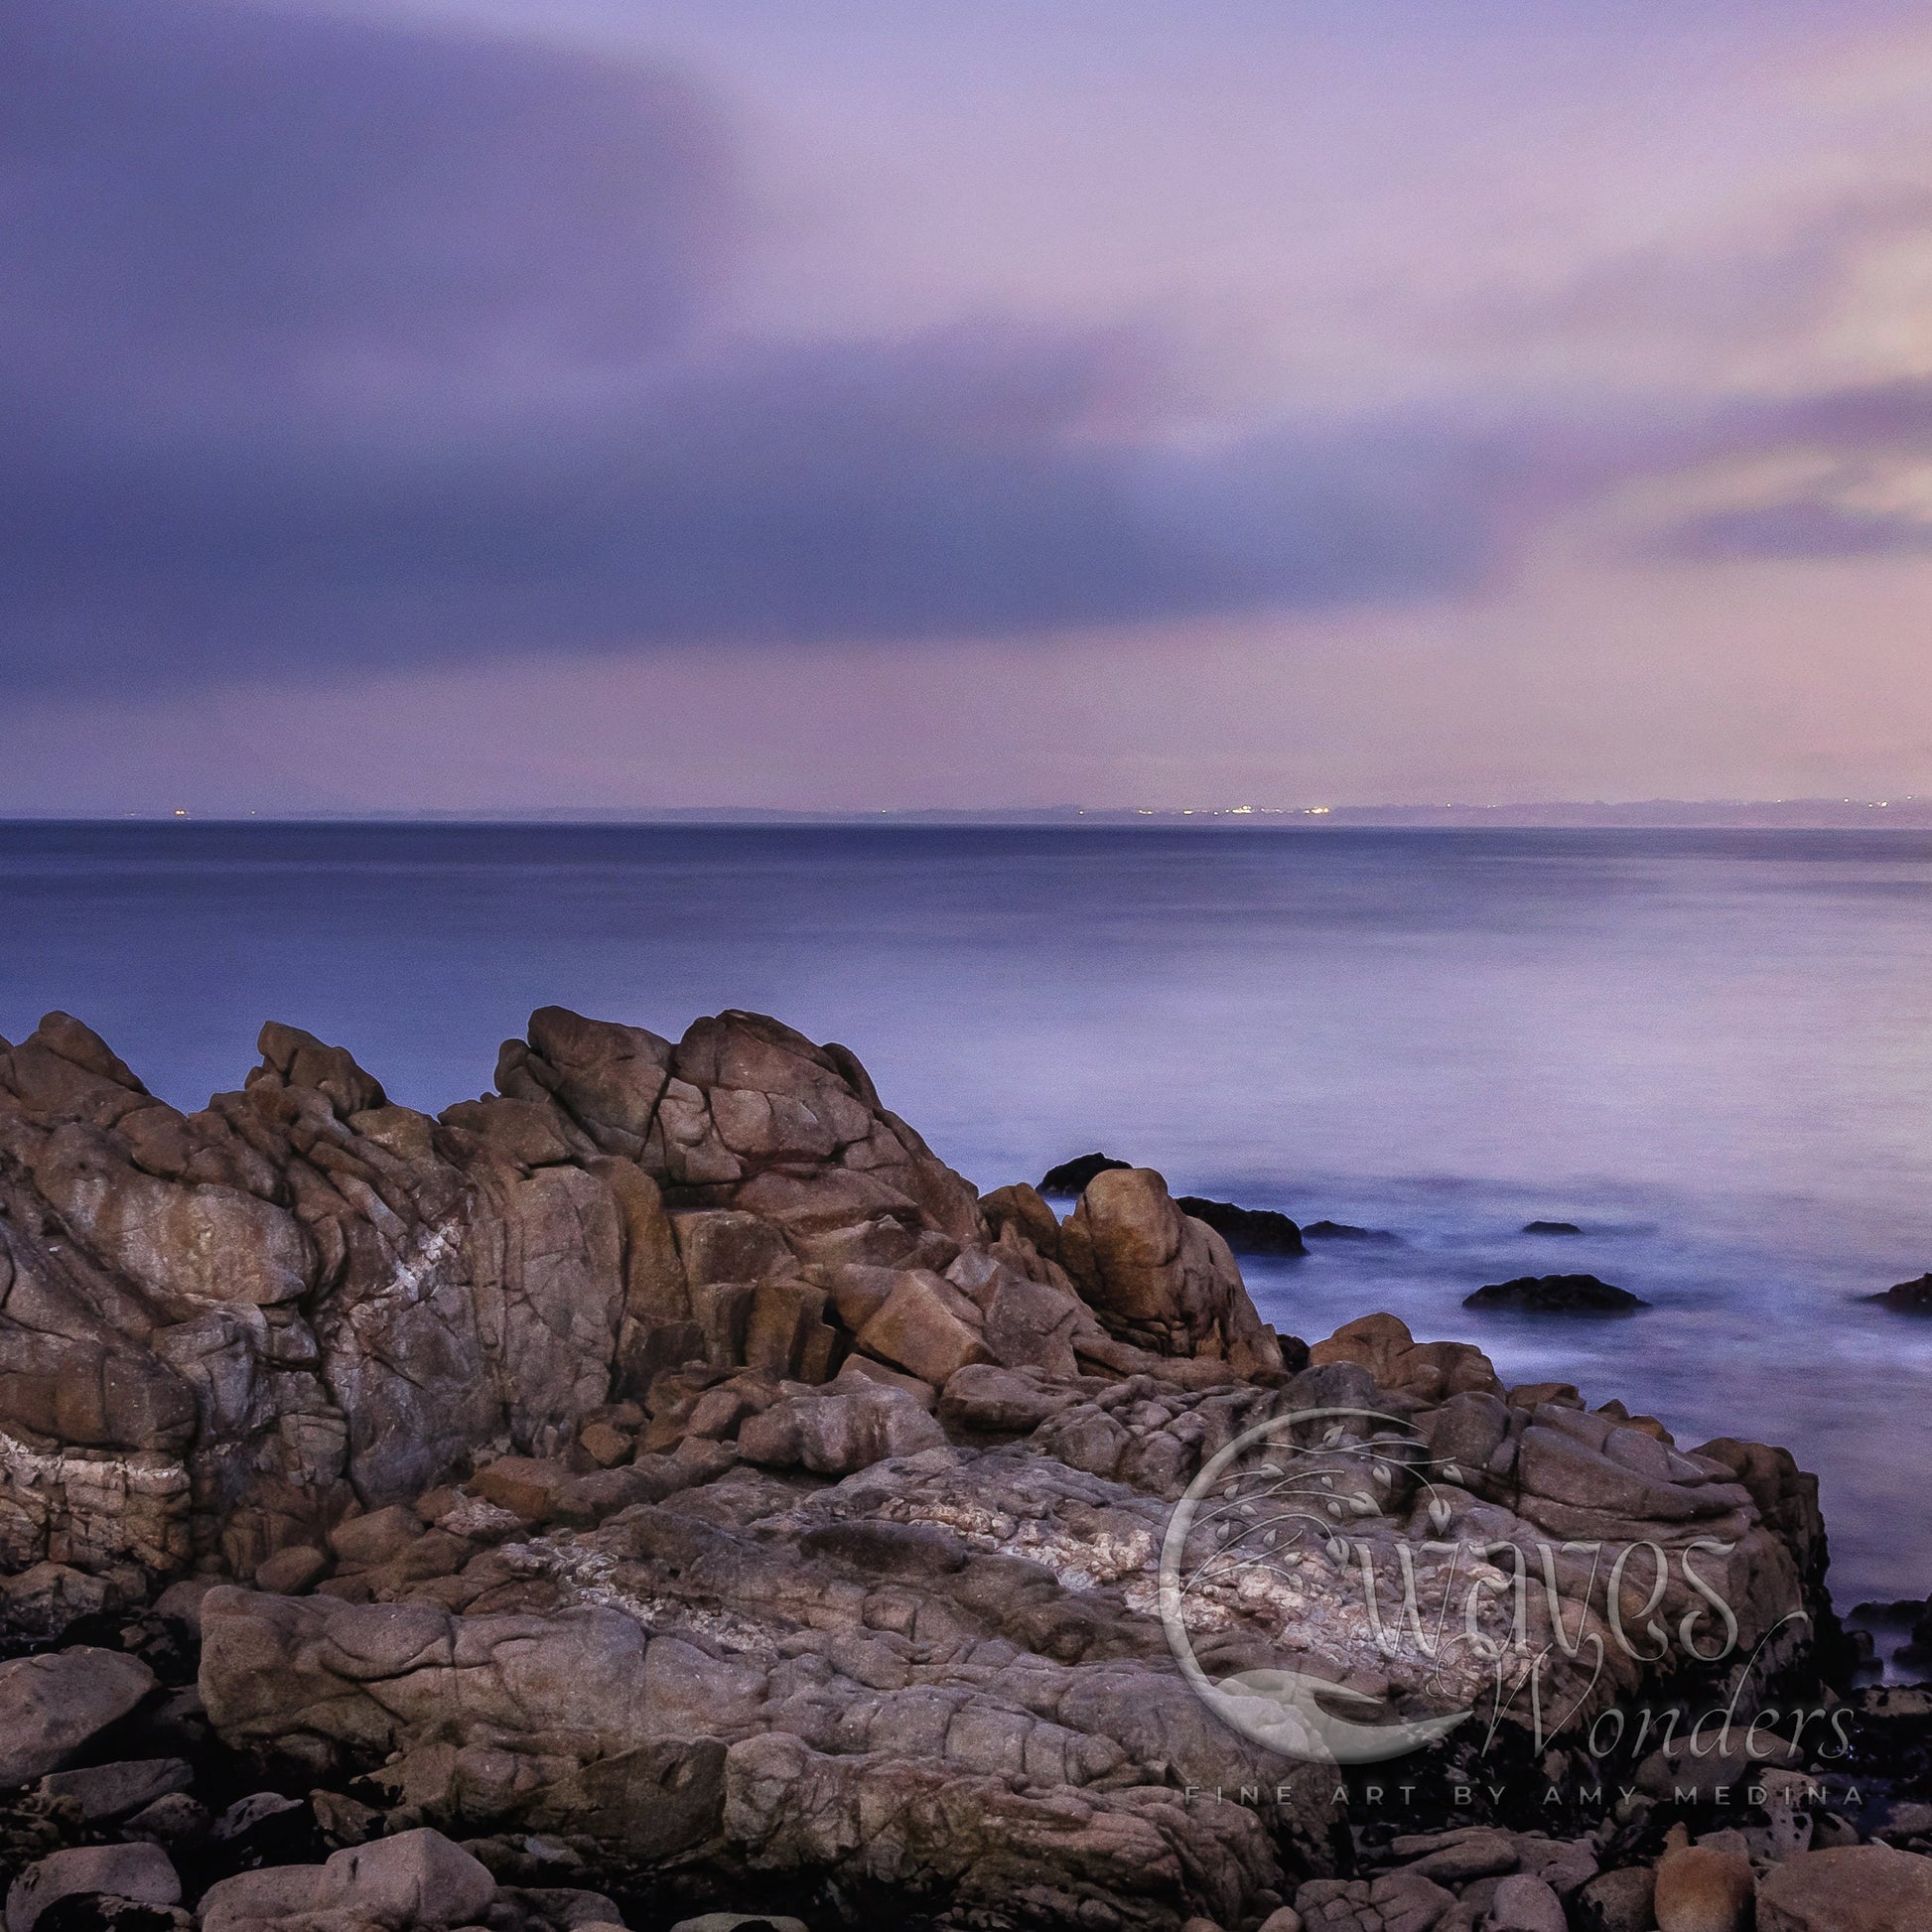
[5,0,1932,813]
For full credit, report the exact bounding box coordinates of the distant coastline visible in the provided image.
[4,797,1930,829]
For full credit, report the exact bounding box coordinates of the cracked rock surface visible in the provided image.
[0,1006,1903,1931]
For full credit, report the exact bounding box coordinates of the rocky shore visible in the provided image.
[0,1007,1926,1931]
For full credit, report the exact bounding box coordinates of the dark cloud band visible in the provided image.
[0,0,1546,688]
[3,0,1926,695]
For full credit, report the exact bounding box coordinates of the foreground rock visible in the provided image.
[0,1005,1874,1929]
[1057,1169,1287,1377]
[200,1577,1294,1928]
[1757,1843,1932,1929]
[0,1650,156,1786]
[7,1842,181,1932]
[1653,1841,1753,1932]
[197,1828,497,1931]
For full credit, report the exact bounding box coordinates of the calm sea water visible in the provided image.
[2,822,1928,1610]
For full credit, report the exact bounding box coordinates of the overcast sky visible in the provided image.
[5,0,1932,812]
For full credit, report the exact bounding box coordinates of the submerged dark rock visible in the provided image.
[1462,1273,1648,1313]
[1848,1594,1932,1667]
[1870,1273,1932,1311]
[1041,1163,1312,1256]
[1303,1218,1398,1243]
[1036,1151,1131,1194]
[1173,1193,1307,1256]
[1522,1219,1583,1235]
[1040,1157,1311,1258]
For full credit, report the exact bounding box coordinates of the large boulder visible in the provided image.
[0,1648,156,1788]
[1757,1844,1932,1931]
[199,1830,496,1932]
[1653,1842,1754,1932]
[737,1383,945,1473]
[5,1844,179,1932]
[853,1270,990,1384]
[1057,1169,1285,1378]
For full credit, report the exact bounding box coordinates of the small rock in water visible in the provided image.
[1463,1273,1648,1313]
[1848,1597,1925,1626]
[1869,1272,1932,1311]
[1522,1219,1583,1235]
[1303,1219,1399,1242]
[1847,1594,1932,1664]
[1038,1152,1131,1194]
[1175,1195,1307,1256]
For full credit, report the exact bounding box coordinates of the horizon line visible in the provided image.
[2,795,1930,829]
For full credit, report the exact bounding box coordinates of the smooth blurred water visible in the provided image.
[2,821,1928,1605]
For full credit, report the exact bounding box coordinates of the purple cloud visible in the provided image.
[0,0,732,402]
[9,0,1927,697]
[1660,497,1932,562]
[0,0,1574,691]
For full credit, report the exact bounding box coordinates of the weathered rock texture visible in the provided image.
[0,1007,1189,1583]
[0,1007,1856,1931]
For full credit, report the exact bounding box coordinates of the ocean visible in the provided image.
[2,821,1928,1611]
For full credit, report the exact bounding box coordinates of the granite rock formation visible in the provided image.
[0,1007,1904,1932]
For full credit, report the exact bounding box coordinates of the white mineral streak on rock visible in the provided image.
[344,1218,461,1333]
[435,1495,524,1540]
[0,1432,190,1496]
[0,1432,193,1573]
[880,1493,1155,1589]
[388,1218,462,1300]
[503,1534,777,1657]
